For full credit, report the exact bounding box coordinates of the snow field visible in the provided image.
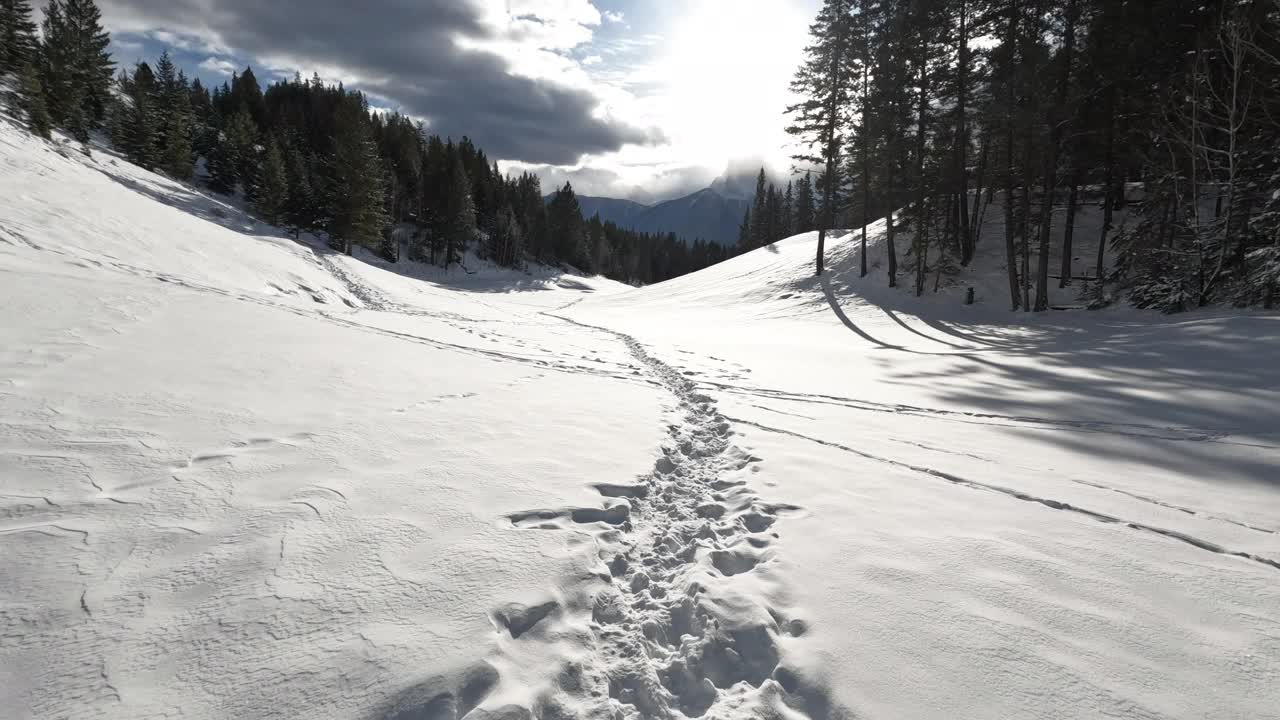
[3,121,1280,719]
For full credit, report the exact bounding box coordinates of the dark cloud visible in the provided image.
[96,0,658,165]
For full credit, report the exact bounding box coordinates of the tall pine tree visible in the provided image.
[787,0,855,275]
[0,0,39,77]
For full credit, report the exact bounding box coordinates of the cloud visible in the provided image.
[503,159,716,204]
[603,10,625,23]
[94,0,659,165]
[197,57,238,77]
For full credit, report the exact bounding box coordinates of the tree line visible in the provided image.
[0,0,729,286]
[789,0,1280,311]
[736,168,820,253]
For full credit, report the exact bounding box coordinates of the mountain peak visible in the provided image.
[709,157,787,200]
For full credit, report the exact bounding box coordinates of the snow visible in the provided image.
[3,119,1279,720]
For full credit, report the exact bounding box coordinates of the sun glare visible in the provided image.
[649,1,811,171]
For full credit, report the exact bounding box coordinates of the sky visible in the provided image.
[80,0,819,203]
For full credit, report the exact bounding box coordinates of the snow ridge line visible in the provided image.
[496,312,832,719]
[724,414,1280,574]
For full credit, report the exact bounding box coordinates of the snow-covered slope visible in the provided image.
[4,118,1279,720]
[568,205,1280,719]
[0,125,661,719]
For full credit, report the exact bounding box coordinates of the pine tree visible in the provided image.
[123,62,159,169]
[795,171,817,234]
[738,209,752,253]
[19,61,50,138]
[327,106,388,255]
[443,156,476,267]
[765,184,782,244]
[64,0,111,125]
[206,139,238,194]
[788,0,855,275]
[547,182,586,268]
[749,168,769,248]
[782,181,795,239]
[0,0,39,77]
[160,85,193,179]
[283,144,316,237]
[490,202,523,268]
[39,1,74,125]
[254,137,289,225]
[207,109,257,195]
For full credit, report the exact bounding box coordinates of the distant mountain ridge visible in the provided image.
[557,163,786,246]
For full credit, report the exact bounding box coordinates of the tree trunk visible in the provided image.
[916,198,930,297]
[886,163,898,288]
[1059,173,1080,287]
[1020,135,1034,312]
[968,127,990,259]
[914,50,929,297]
[954,0,972,265]
[815,0,850,277]
[860,64,870,279]
[1002,6,1021,310]
[1034,0,1078,311]
[1096,89,1116,282]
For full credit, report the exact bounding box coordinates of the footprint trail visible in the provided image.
[491,314,835,719]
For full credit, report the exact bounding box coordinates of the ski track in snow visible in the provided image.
[7,233,660,391]
[723,414,1280,574]
[706,382,1279,448]
[484,312,836,719]
[315,248,397,312]
[710,384,1280,536]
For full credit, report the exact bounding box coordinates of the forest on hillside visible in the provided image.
[788,0,1280,311]
[0,0,729,285]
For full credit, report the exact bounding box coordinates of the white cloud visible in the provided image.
[603,10,624,23]
[197,56,238,76]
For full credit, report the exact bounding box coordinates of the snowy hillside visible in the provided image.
[3,118,1280,720]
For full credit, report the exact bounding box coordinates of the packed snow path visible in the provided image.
[496,313,818,718]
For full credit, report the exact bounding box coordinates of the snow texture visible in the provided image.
[2,122,1279,720]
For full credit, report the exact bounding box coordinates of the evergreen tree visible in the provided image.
[782,182,795,239]
[39,1,75,127]
[254,137,288,225]
[749,168,769,248]
[122,62,159,169]
[787,0,855,275]
[160,85,193,179]
[0,0,39,77]
[327,106,388,256]
[490,201,524,268]
[547,182,587,268]
[18,61,50,138]
[794,171,816,233]
[283,144,316,237]
[443,155,476,267]
[208,109,257,195]
[765,184,782,244]
[63,0,112,125]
